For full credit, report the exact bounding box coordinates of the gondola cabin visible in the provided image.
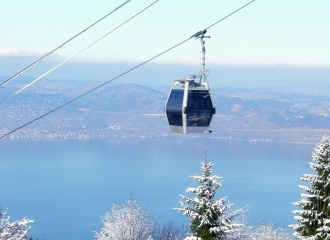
[165,79,215,134]
[165,29,216,134]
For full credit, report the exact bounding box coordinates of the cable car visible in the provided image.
[165,29,216,134]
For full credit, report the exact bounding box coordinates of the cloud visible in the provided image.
[0,47,36,58]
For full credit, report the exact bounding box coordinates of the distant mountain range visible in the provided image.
[1,78,330,144]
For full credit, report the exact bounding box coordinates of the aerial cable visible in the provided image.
[205,0,255,30]
[0,37,189,140]
[0,0,255,139]
[0,0,131,89]
[0,0,160,106]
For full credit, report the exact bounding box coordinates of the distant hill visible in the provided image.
[79,83,166,113]
[1,79,330,144]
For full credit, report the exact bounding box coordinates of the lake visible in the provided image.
[0,137,314,240]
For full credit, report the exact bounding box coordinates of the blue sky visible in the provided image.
[0,0,329,87]
[1,0,329,66]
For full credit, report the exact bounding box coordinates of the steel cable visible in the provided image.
[0,0,160,106]
[0,0,256,139]
[0,0,131,89]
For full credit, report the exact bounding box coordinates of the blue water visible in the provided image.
[0,138,314,240]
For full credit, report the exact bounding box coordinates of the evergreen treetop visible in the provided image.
[290,136,330,240]
[175,155,240,240]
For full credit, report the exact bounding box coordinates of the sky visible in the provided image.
[0,0,329,87]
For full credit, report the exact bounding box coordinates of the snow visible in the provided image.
[94,199,154,240]
[0,208,33,240]
[183,237,202,240]
[251,222,294,240]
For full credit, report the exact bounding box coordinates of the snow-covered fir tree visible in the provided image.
[0,207,33,240]
[290,136,330,239]
[175,154,241,240]
[94,197,154,240]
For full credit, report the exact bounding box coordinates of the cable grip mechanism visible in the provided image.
[190,29,211,82]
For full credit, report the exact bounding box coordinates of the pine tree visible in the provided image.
[175,154,240,240]
[290,136,330,239]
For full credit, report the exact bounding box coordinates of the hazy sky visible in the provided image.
[1,0,329,67]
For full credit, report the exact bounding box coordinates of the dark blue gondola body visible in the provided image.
[165,82,215,134]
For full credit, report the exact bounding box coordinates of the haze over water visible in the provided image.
[1,138,314,240]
